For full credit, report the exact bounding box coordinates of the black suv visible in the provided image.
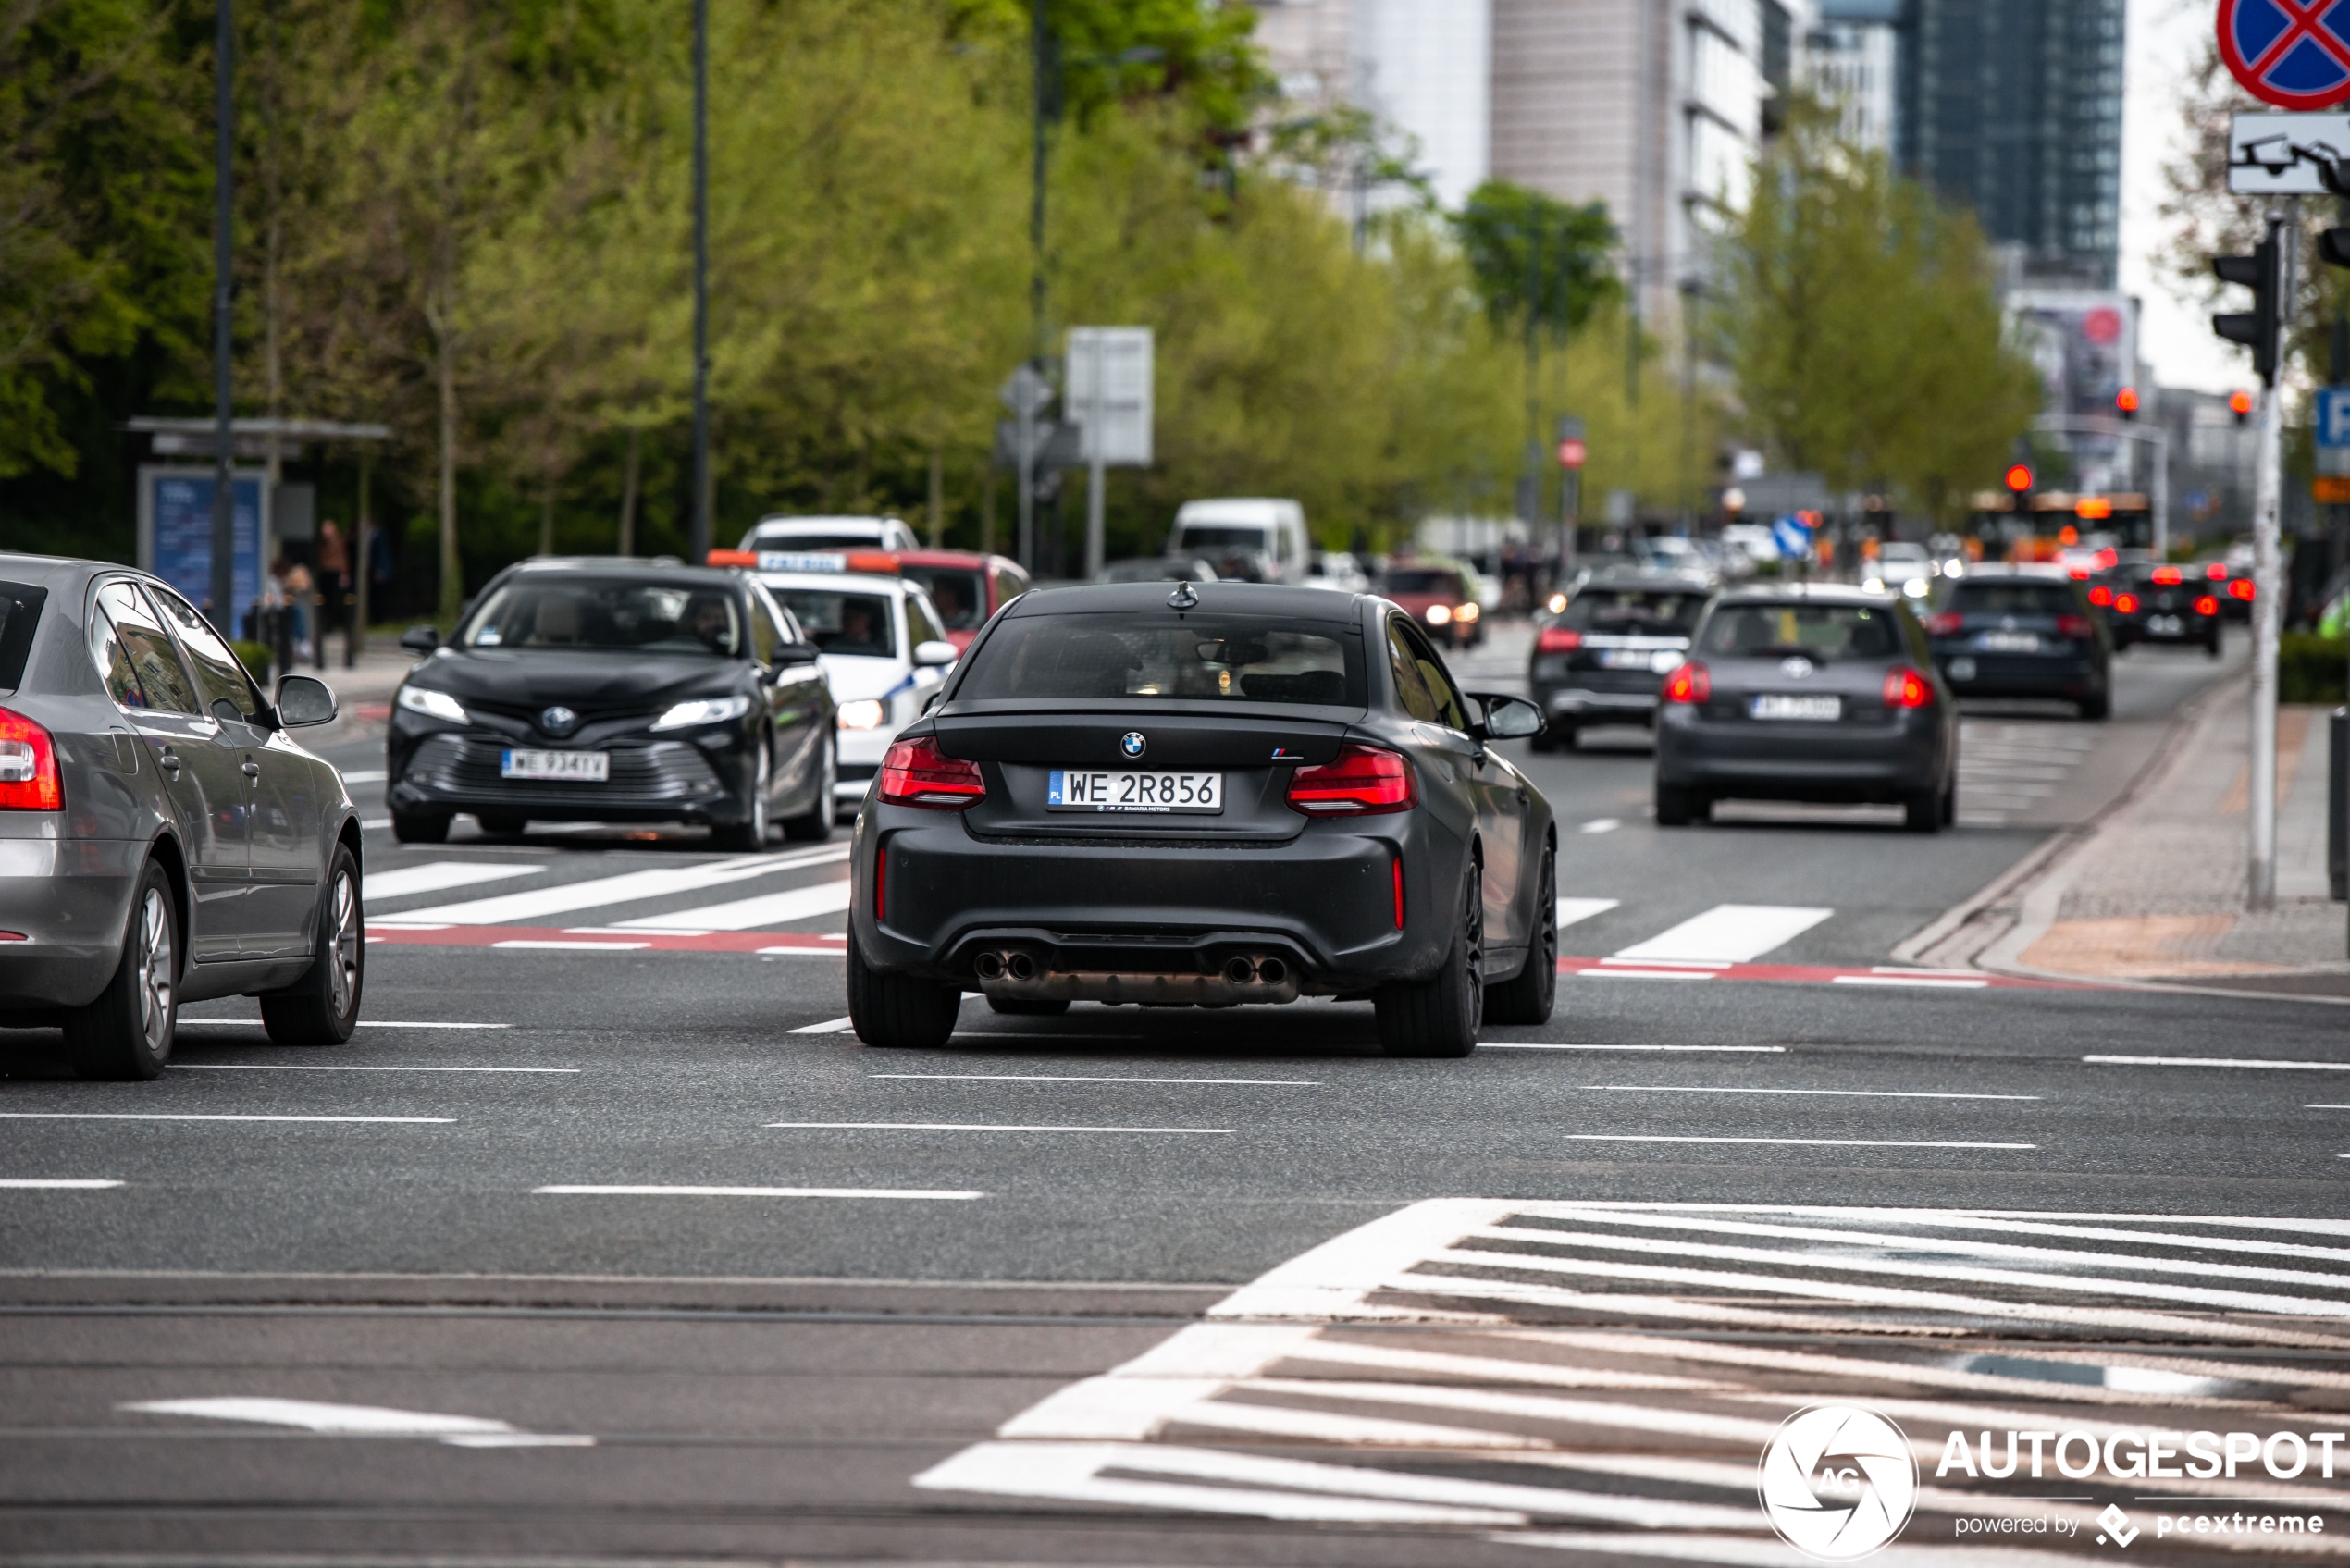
[1923,566,2111,719]
[1528,570,1712,750]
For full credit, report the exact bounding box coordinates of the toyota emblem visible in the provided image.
[1120,731,1146,759]
[1778,657,1814,680]
[540,705,579,735]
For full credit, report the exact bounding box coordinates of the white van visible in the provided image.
[741,515,921,553]
[1166,499,1310,583]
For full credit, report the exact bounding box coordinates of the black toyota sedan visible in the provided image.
[1654,585,1957,832]
[844,582,1557,1057]
[1922,565,2111,718]
[387,559,835,847]
[1528,568,1711,748]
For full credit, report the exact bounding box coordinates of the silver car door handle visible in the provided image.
[241,760,261,780]
[158,749,183,774]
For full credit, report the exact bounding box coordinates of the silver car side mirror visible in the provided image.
[276,674,338,727]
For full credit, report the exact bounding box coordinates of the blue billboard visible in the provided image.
[148,472,263,620]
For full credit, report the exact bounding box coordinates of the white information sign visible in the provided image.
[2228,112,2350,194]
[1064,327,1154,467]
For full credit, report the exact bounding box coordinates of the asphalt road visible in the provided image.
[4,623,2342,1566]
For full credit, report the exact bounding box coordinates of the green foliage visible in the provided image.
[229,638,274,682]
[1453,180,1621,337]
[2281,634,2347,705]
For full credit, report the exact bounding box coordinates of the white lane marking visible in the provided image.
[360,818,392,829]
[0,1114,451,1124]
[2311,1104,2350,1108]
[758,946,846,957]
[613,879,851,931]
[2087,1055,2350,1071]
[789,1016,857,1034]
[174,1065,574,1074]
[121,1396,593,1448]
[176,1019,511,1030]
[1480,1043,1787,1053]
[1577,969,1713,981]
[0,1179,120,1189]
[1559,1135,2033,1149]
[1553,898,1620,929]
[534,1184,981,1200]
[870,1073,1317,1086]
[1870,966,1983,977]
[337,770,390,783]
[1577,819,1620,834]
[1611,904,1834,964]
[364,861,538,901]
[491,940,650,951]
[1592,1086,2039,1101]
[390,845,849,925]
[1830,975,1988,989]
[765,1121,1232,1134]
[1598,957,1725,969]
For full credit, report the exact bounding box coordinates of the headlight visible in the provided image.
[396,685,467,723]
[836,698,887,730]
[1455,601,1480,623]
[1425,603,1452,625]
[651,694,752,732]
[1904,577,1929,598]
[1545,592,1567,614]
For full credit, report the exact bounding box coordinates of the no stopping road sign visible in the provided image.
[2221,0,2350,110]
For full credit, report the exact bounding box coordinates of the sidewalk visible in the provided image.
[1976,675,2350,997]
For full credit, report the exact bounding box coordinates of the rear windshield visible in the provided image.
[0,582,46,689]
[746,530,883,552]
[1382,569,1466,597]
[1560,589,1705,633]
[1174,525,1272,552]
[774,588,897,658]
[1700,603,1901,660]
[1948,583,2078,616]
[898,566,985,629]
[463,579,743,656]
[958,613,1364,707]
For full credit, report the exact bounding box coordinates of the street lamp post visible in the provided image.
[689,0,711,565]
[211,0,235,631]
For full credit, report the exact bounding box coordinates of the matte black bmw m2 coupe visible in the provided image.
[844,582,1558,1056]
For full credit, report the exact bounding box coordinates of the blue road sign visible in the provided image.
[1772,515,1812,560]
[2220,0,2350,111]
[2320,387,2350,447]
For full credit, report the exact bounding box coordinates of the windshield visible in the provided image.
[461,579,742,656]
[1700,603,1900,660]
[1561,589,1705,634]
[958,613,1363,706]
[1382,569,1466,598]
[899,566,986,629]
[1948,583,2077,616]
[775,588,897,657]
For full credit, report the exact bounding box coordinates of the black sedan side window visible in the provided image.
[1386,616,1442,722]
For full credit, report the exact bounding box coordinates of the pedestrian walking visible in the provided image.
[315,520,351,665]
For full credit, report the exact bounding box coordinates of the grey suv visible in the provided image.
[0,556,362,1079]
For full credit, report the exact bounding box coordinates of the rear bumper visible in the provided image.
[1930,648,2101,698]
[1657,710,1945,800]
[0,836,143,1010]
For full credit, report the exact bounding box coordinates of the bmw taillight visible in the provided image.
[2195,595,2220,616]
[1536,625,1584,653]
[877,736,985,809]
[1923,611,1964,636]
[0,709,60,810]
[2056,614,2092,639]
[1662,661,1711,704]
[1882,667,1934,709]
[1287,745,1415,815]
[2087,586,2114,608]
[2230,578,2257,601]
[2114,593,2139,614]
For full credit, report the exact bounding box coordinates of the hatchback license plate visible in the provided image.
[501,748,610,783]
[1598,648,1655,669]
[1047,770,1223,812]
[1977,631,2039,652]
[1750,695,1840,722]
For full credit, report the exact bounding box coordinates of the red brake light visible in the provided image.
[1391,854,1404,929]
[1663,661,1711,704]
[1882,667,1934,709]
[2114,593,2139,614]
[1924,611,1964,636]
[877,736,985,809]
[0,709,60,810]
[2230,578,2257,600]
[2195,595,2220,616]
[1536,625,1584,653]
[2207,562,2229,581]
[2068,566,2091,580]
[1287,745,1415,815]
[2056,614,2092,639]
[2152,566,2183,585]
[2087,586,2113,607]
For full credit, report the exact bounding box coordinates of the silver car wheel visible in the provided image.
[138,887,173,1056]
[328,869,359,1019]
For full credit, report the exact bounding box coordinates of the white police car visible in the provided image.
[710,549,956,816]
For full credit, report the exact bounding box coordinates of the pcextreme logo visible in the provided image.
[1758,1404,1921,1561]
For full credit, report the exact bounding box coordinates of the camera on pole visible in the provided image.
[2212,230,2282,385]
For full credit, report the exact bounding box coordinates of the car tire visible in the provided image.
[68,861,179,1081]
[390,810,449,845]
[1902,788,1942,834]
[711,744,772,853]
[2079,691,2110,722]
[780,739,835,843]
[475,812,527,837]
[1483,841,1555,1026]
[846,925,960,1050]
[987,996,1070,1016]
[1654,784,1701,827]
[1377,867,1482,1058]
[260,844,364,1046]
[2208,633,2223,659]
[1940,779,1957,826]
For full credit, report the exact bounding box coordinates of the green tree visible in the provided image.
[1453,179,1621,337]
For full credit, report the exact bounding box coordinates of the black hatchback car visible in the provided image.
[388,559,835,847]
[844,583,1557,1057]
[1654,586,1957,832]
[1527,569,1711,748]
[1922,566,2111,718]
[2096,563,2223,656]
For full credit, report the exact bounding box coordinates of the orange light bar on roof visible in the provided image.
[707,549,757,567]
[2074,497,2112,521]
[845,550,902,574]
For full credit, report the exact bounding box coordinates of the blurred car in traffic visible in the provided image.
[844,581,1556,1057]
[2098,563,2222,656]
[1922,565,2111,719]
[1655,586,1956,833]
[741,514,921,553]
[1097,556,1223,586]
[1164,498,1311,583]
[1379,561,1484,648]
[893,549,1032,654]
[1632,535,1719,584]
[2194,556,2257,623]
[1304,551,1371,593]
[1862,541,1936,601]
[390,557,836,847]
[0,556,361,1078]
[1527,569,1710,750]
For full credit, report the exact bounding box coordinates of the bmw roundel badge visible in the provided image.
[1120,731,1147,759]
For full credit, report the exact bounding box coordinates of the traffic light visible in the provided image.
[2004,463,2034,512]
[2322,228,2350,268]
[2212,231,2282,385]
[2231,389,2255,426]
[2116,386,2139,420]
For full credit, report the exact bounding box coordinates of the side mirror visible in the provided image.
[276,673,339,727]
[774,641,822,667]
[400,625,440,655]
[1471,692,1544,740]
[913,639,959,668]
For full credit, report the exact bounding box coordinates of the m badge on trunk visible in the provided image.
[1120,732,1146,759]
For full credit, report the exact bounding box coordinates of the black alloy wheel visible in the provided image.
[846,925,961,1049]
[780,737,835,843]
[1376,865,1483,1057]
[68,861,179,1080]
[262,844,365,1045]
[390,810,450,845]
[1484,841,1556,1026]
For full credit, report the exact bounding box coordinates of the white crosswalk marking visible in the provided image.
[382,845,849,926]
[1610,904,1831,963]
[1956,721,2102,825]
[1553,897,1620,929]
[613,879,850,932]
[365,861,542,902]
